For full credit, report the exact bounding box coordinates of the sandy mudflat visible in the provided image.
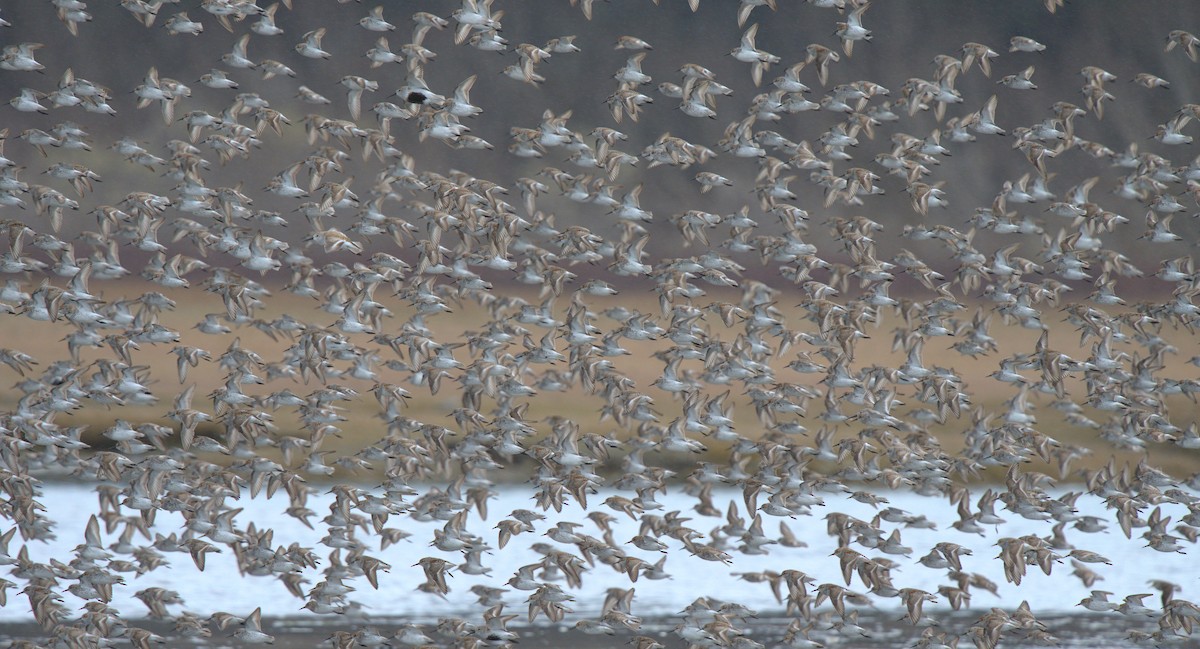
[0,611,1168,649]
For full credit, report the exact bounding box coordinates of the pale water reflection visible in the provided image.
[7,482,1188,622]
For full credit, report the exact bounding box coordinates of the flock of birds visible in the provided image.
[1,0,1200,648]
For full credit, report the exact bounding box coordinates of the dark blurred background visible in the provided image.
[1,0,1199,286]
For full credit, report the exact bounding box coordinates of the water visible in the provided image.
[5,481,1189,624]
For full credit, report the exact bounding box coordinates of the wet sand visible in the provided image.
[0,611,1167,649]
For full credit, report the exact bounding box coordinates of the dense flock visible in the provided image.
[1,1,1200,648]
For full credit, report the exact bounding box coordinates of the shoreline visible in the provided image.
[0,610,1164,648]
